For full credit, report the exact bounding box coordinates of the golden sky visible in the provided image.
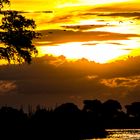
[1,0,140,107]
[14,0,140,64]
[8,0,140,64]
[10,0,140,10]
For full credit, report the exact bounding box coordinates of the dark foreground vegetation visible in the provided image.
[0,99,140,139]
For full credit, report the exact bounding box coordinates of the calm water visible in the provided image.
[89,129,140,140]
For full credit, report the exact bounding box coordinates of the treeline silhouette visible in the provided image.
[0,99,140,139]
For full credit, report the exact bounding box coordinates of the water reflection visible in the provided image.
[89,129,140,140]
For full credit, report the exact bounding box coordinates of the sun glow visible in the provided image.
[57,0,129,8]
[39,42,130,63]
[79,0,130,6]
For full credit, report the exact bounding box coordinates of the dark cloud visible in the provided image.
[0,55,140,107]
[82,42,123,46]
[47,14,74,24]
[78,11,140,19]
[122,48,133,51]
[1,55,140,80]
[108,42,124,45]
[82,43,98,46]
[1,10,53,14]
[33,11,53,13]
[17,11,48,14]
[96,20,106,22]
[89,2,140,12]
[61,24,112,31]
[133,16,140,20]
[0,56,105,107]
[98,12,140,17]
[35,29,140,46]
[79,12,98,16]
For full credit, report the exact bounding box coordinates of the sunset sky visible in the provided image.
[0,0,140,109]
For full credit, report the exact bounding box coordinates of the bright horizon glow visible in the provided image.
[39,42,130,63]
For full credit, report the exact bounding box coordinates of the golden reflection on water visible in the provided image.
[89,129,140,140]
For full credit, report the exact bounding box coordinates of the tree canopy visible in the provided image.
[0,0,39,64]
[0,0,10,8]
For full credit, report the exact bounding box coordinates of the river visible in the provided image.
[88,129,140,140]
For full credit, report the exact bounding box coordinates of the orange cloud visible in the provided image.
[101,76,140,88]
[0,81,16,95]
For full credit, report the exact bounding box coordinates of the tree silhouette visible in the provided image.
[125,102,140,118]
[0,0,10,8]
[0,0,39,64]
[102,99,122,118]
[54,103,80,113]
[83,99,102,116]
[2,100,140,138]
